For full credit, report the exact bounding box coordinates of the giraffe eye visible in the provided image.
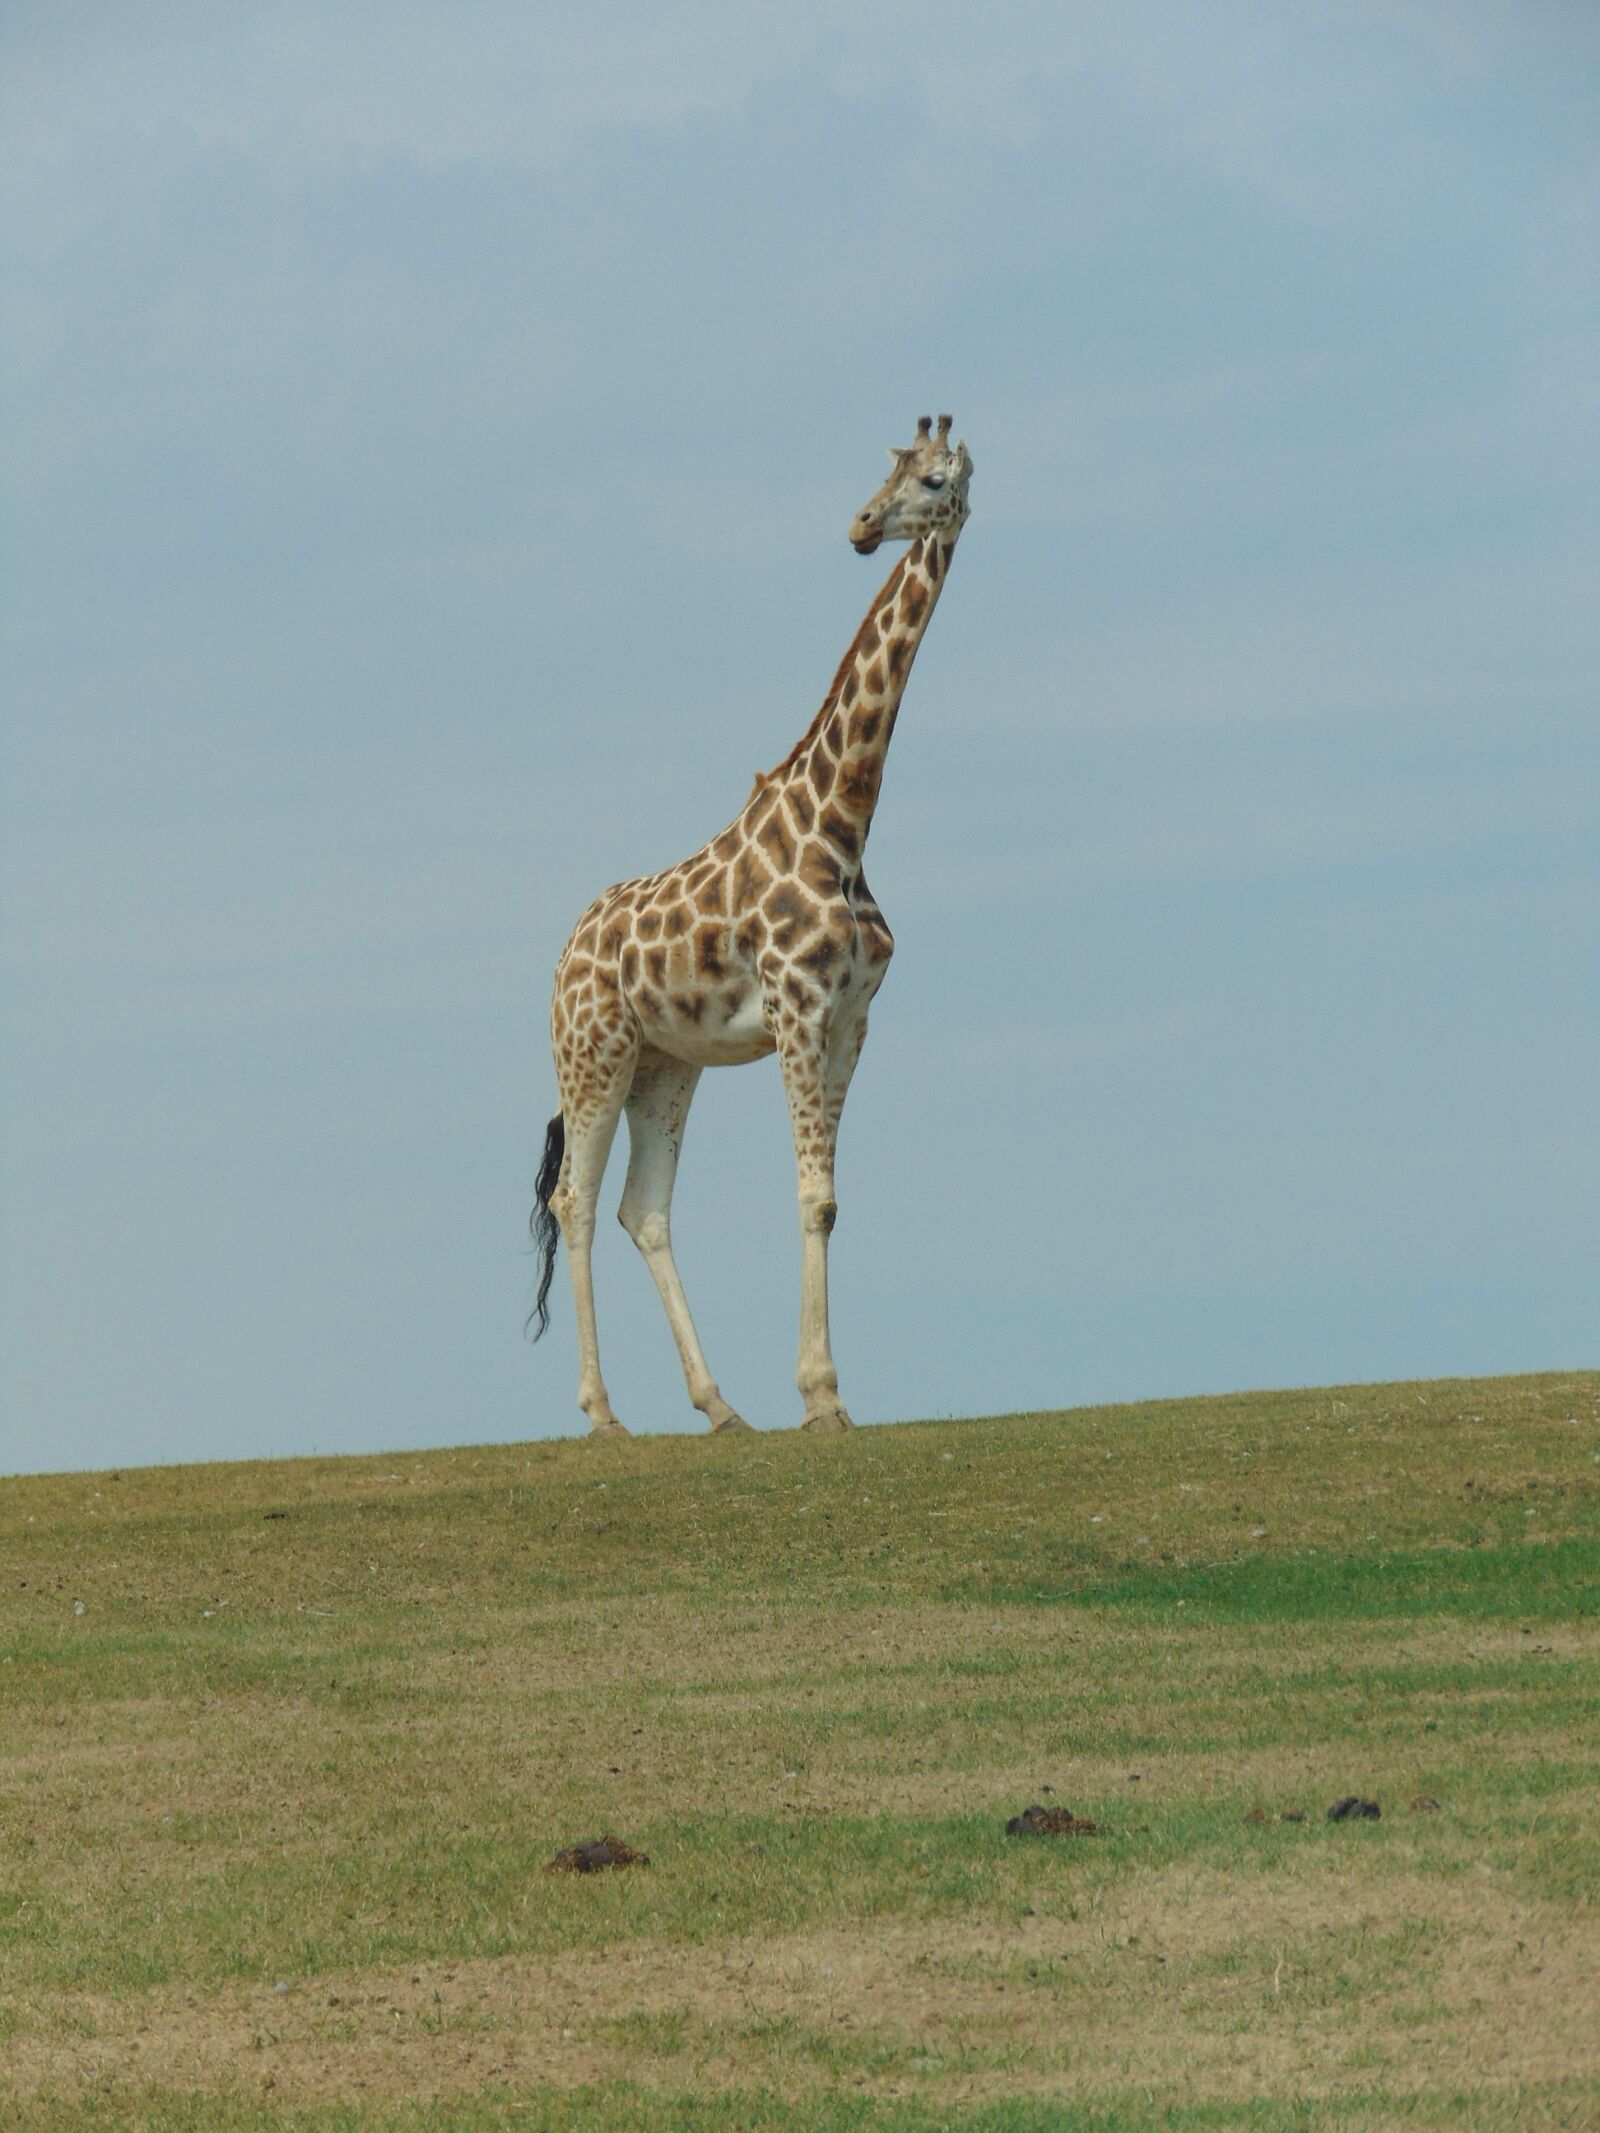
[920,474,946,492]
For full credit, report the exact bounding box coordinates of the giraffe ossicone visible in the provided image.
[530,416,974,1436]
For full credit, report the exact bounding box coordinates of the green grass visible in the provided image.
[15,2077,1600,2131]
[984,1530,1600,1620]
[3,1371,1597,2130]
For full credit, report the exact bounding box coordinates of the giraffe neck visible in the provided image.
[758,530,959,863]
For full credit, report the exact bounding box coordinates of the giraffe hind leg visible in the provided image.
[619,1050,753,1434]
[553,1044,637,1437]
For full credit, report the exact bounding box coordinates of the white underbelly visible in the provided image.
[641,986,775,1067]
[666,1027,778,1067]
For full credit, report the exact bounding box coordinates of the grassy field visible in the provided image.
[3,1371,1598,2131]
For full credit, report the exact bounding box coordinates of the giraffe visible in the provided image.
[530,414,974,1436]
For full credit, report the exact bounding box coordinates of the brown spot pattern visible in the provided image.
[838,757,881,814]
[818,805,861,857]
[798,842,843,901]
[757,810,795,875]
[544,497,963,1346]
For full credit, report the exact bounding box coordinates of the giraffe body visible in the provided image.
[535,417,973,1436]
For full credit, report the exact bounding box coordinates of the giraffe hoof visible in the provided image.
[801,1405,856,1434]
[711,1411,757,1435]
[587,1420,631,1439]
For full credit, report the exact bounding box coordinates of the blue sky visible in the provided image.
[2,1,1595,1473]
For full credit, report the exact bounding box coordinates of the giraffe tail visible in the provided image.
[527,1111,565,1341]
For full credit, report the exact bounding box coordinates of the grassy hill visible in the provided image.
[4,1372,1598,2131]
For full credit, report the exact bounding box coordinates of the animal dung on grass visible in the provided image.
[545,1834,650,1874]
[1006,1803,1101,1837]
[1327,1796,1382,1821]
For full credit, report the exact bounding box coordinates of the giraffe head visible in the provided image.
[849,413,974,555]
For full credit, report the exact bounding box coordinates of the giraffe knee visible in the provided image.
[620,1204,670,1253]
[800,1193,838,1235]
[556,1189,595,1248]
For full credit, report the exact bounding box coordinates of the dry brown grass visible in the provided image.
[3,1370,1597,2129]
[10,1868,1597,2110]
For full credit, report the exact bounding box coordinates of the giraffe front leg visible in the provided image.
[797,1192,854,1435]
[775,1014,855,1434]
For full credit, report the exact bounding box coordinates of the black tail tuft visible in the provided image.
[527,1112,565,1341]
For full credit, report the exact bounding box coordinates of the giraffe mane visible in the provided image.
[756,550,912,788]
